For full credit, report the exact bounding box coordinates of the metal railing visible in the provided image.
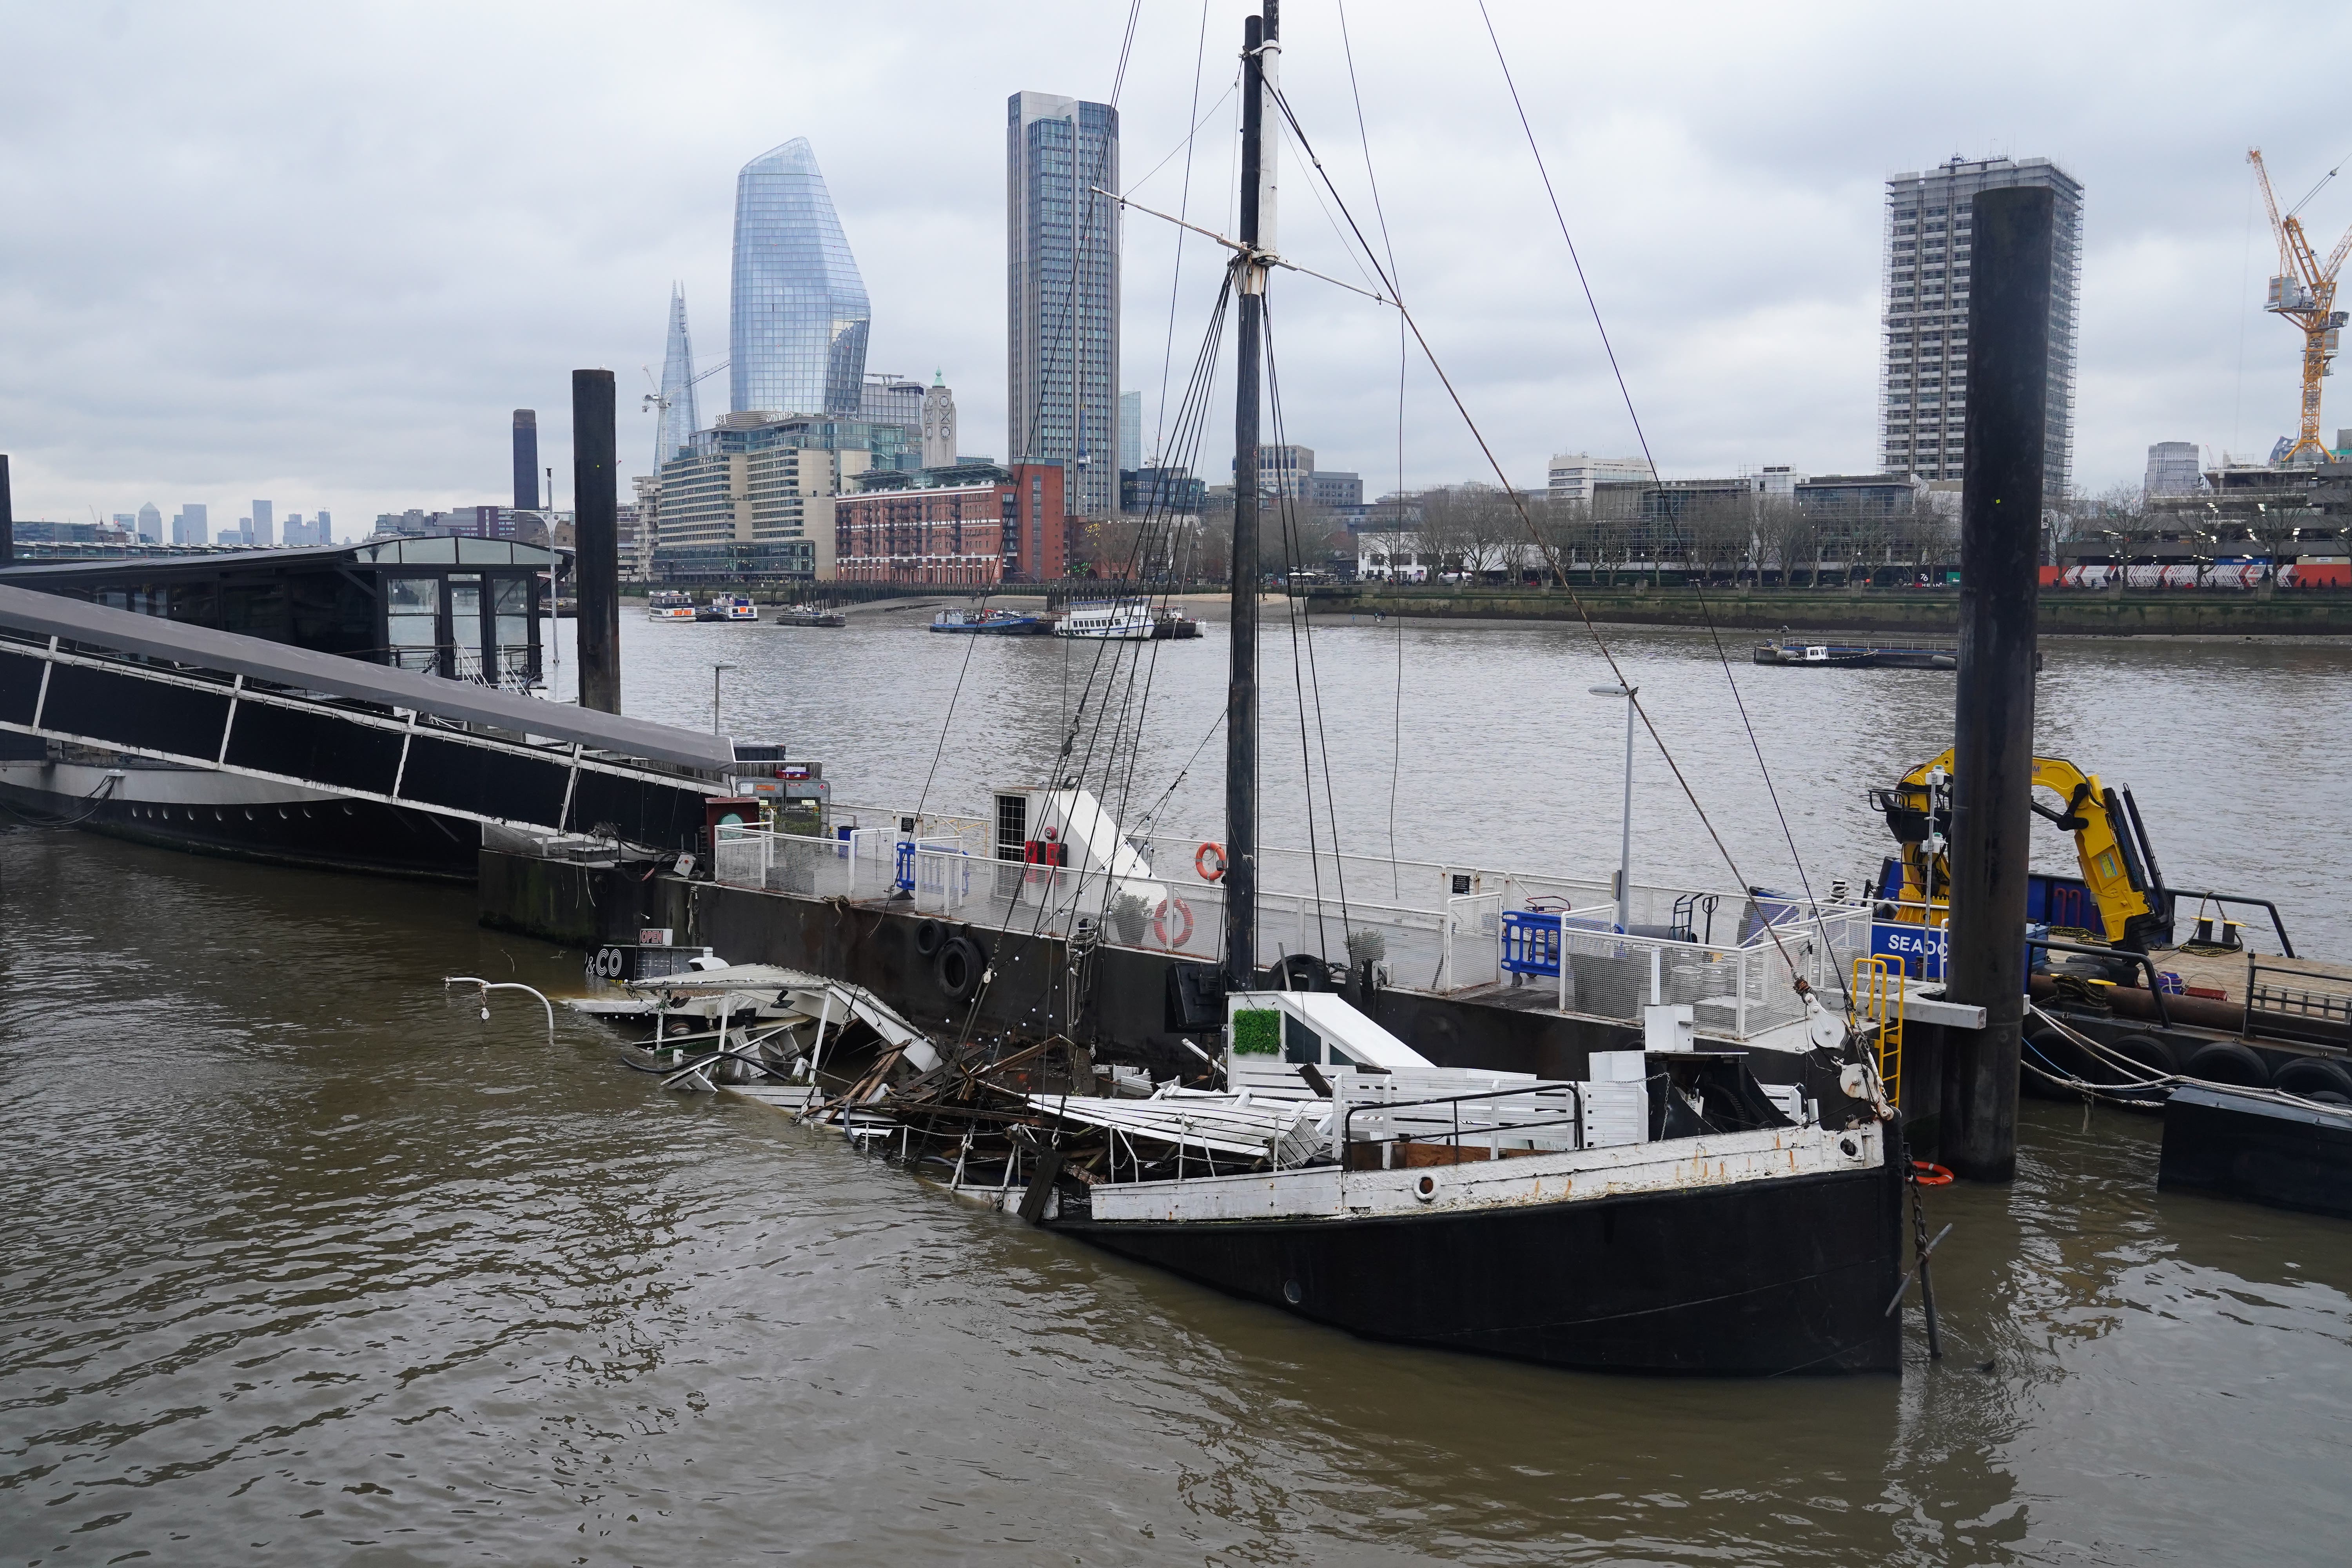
[1338,1080,1588,1163]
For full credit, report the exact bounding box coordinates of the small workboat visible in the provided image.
[1152,608,1201,640]
[775,605,847,628]
[699,594,759,623]
[648,590,697,622]
[931,607,1050,635]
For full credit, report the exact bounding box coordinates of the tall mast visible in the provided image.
[1225,2,1277,989]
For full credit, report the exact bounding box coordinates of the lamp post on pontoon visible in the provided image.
[710,662,737,737]
[1591,683,1637,934]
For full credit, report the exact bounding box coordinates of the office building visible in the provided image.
[1305,470,1362,509]
[1546,454,1654,501]
[172,504,208,545]
[654,289,700,467]
[316,510,332,546]
[135,503,161,542]
[654,424,860,583]
[835,463,1067,587]
[921,374,958,469]
[283,514,308,547]
[859,372,925,433]
[730,138,870,419]
[1122,465,1206,515]
[1879,155,2082,496]
[513,409,539,509]
[1119,390,1142,472]
[250,500,274,548]
[2145,441,2201,498]
[1007,91,1121,518]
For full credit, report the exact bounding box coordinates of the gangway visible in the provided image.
[0,581,725,849]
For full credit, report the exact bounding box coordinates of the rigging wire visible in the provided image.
[1335,0,1410,905]
[1150,1,1219,467]
[1263,296,1352,960]
[926,0,1141,824]
[1469,0,1847,1006]
[1259,80,1826,997]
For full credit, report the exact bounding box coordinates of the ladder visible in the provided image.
[1855,955,1904,1107]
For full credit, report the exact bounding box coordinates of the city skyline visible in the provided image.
[4,2,2348,522]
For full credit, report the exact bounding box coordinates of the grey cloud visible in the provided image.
[2,0,2347,524]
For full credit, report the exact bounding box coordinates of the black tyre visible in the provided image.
[1273,953,1330,992]
[2272,1057,2352,1104]
[2022,1027,2086,1100]
[935,935,984,1002]
[2102,1032,2177,1105]
[2184,1040,2270,1089]
[914,918,946,958]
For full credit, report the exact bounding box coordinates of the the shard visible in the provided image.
[655,285,700,467]
[729,138,870,419]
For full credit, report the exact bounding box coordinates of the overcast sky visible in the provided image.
[4,0,2350,528]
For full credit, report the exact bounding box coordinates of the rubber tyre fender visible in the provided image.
[935,935,985,1003]
[913,918,946,958]
[1273,953,1330,992]
[2271,1056,2352,1105]
[2103,1031,2177,1104]
[2021,1027,2086,1101]
[2184,1040,2271,1089]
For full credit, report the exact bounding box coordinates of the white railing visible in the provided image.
[786,804,1875,1042]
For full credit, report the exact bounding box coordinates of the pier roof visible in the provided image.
[0,582,731,772]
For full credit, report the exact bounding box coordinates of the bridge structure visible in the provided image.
[0,581,726,851]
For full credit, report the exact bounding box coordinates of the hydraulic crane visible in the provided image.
[2249,148,2352,465]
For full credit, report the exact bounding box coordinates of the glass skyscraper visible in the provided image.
[730,138,870,419]
[657,285,702,466]
[1007,92,1120,518]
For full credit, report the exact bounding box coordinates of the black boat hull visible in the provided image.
[1052,1160,1906,1375]
[0,761,479,881]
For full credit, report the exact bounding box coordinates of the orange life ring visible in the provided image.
[1909,1160,1954,1186]
[1195,842,1227,882]
[1154,895,1196,948]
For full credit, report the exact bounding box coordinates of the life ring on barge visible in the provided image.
[1195,842,1227,882]
[1909,1161,1954,1186]
[1154,895,1196,949]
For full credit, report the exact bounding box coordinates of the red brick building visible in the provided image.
[833,462,1068,585]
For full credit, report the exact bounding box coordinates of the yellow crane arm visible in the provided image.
[1876,749,2171,951]
[2252,149,2290,274]
[2323,223,2352,289]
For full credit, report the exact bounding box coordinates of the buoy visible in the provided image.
[1910,1161,1955,1186]
[1154,895,1196,949]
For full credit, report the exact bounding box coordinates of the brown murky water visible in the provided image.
[3,620,2348,1563]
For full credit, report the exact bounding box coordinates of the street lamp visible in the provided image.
[1590,683,1638,933]
[711,662,738,737]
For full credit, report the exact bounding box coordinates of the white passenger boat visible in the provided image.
[1054,599,1155,640]
[648,591,697,622]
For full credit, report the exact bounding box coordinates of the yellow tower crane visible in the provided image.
[2249,148,2352,465]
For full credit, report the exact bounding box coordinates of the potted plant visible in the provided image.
[1109,891,1151,945]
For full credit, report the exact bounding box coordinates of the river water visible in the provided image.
[4,610,2349,1564]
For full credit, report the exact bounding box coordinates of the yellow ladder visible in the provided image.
[1855,955,1904,1108]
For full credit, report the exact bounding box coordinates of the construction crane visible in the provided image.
[2249,148,2352,465]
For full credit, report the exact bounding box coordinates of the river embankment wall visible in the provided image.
[1298,585,2352,637]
